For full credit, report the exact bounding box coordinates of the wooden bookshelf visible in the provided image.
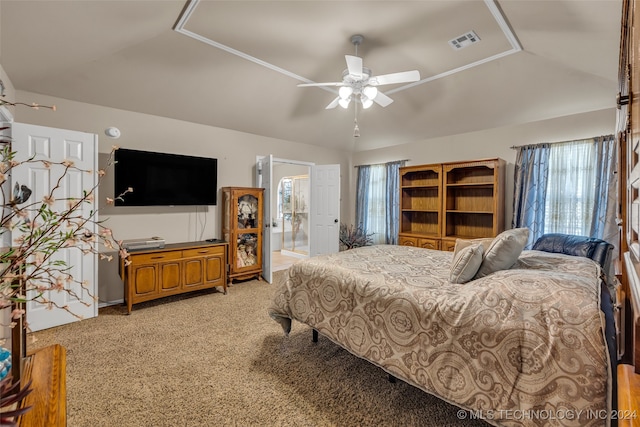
[399,159,505,251]
[399,164,442,249]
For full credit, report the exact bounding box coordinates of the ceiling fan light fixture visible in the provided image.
[339,86,353,100]
[298,34,420,135]
[362,86,378,100]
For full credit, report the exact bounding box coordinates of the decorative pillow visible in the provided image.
[449,243,484,284]
[475,228,530,278]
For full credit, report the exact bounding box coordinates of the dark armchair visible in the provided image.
[532,233,614,282]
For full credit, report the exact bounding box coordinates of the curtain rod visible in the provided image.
[354,159,410,168]
[510,134,614,150]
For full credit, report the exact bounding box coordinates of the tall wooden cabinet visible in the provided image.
[399,158,505,251]
[221,187,264,283]
[617,0,640,411]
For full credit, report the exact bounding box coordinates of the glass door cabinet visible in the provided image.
[221,187,264,283]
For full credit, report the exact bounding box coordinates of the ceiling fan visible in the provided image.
[298,34,421,110]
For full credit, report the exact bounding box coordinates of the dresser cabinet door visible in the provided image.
[159,260,182,293]
[132,264,158,296]
[183,258,205,289]
[204,251,225,287]
[418,238,440,250]
[441,239,457,252]
[399,236,418,246]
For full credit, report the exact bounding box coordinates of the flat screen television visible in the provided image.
[114,148,217,206]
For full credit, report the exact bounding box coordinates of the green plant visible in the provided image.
[0,375,32,426]
[339,223,374,251]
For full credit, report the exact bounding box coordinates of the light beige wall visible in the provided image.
[15,90,351,238]
[14,90,351,302]
[0,63,16,118]
[9,88,617,303]
[351,108,616,228]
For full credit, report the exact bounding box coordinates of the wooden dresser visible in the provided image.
[119,240,228,314]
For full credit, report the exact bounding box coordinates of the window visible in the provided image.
[513,135,616,252]
[276,177,293,223]
[544,141,597,236]
[364,165,387,245]
[355,160,405,245]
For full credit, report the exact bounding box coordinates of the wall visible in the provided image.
[13,90,351,303]
[351,108,617,228]
[9,88,617,304]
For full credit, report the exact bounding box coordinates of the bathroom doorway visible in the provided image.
[257,154,340,283]
[271,164,310,271]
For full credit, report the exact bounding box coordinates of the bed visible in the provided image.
[269,231,616,427]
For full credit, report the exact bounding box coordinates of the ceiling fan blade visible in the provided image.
[373,91,394,107]
[298,82,343,87]
[345,55,363,79]
[369,70,420,86]
[325,97,340,109]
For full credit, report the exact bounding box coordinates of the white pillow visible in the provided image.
[449,243,484,284]
[475,228,530,278]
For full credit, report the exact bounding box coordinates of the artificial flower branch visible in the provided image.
[0,142,133,324]
[0,96,56,112]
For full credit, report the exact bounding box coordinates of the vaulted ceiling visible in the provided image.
[0,0,622,152]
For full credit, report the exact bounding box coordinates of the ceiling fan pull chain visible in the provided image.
[353,102,360,138]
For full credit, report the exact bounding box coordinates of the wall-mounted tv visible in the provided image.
[114,148,217,206]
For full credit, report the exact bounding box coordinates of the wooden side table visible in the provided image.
[18,344,66,427]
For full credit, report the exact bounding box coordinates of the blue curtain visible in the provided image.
[355,165,371,231]
[385,161,405,244]
[589,135,618,269]
[512,143,551,248]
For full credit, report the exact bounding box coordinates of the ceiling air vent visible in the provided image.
[449,31,481,50]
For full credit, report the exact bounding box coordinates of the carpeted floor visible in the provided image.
[29,272,490,427]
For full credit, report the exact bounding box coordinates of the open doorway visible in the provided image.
[258,155,340,283]
[271,164,310,272]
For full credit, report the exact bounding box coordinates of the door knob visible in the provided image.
[334,219,339,223]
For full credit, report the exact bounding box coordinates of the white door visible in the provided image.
[11,123,98,331]
[260,155,273,283]
[310,164,340,256]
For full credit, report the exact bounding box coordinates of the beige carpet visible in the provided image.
[29,272,490,427]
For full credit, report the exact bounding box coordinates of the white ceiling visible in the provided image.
[0,0,622,152]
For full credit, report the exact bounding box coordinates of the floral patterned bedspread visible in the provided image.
[268,245,611,427]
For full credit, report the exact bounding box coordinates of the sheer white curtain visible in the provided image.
[367,164,387,244]
[355,161,405,245]
[544,140,597,236]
